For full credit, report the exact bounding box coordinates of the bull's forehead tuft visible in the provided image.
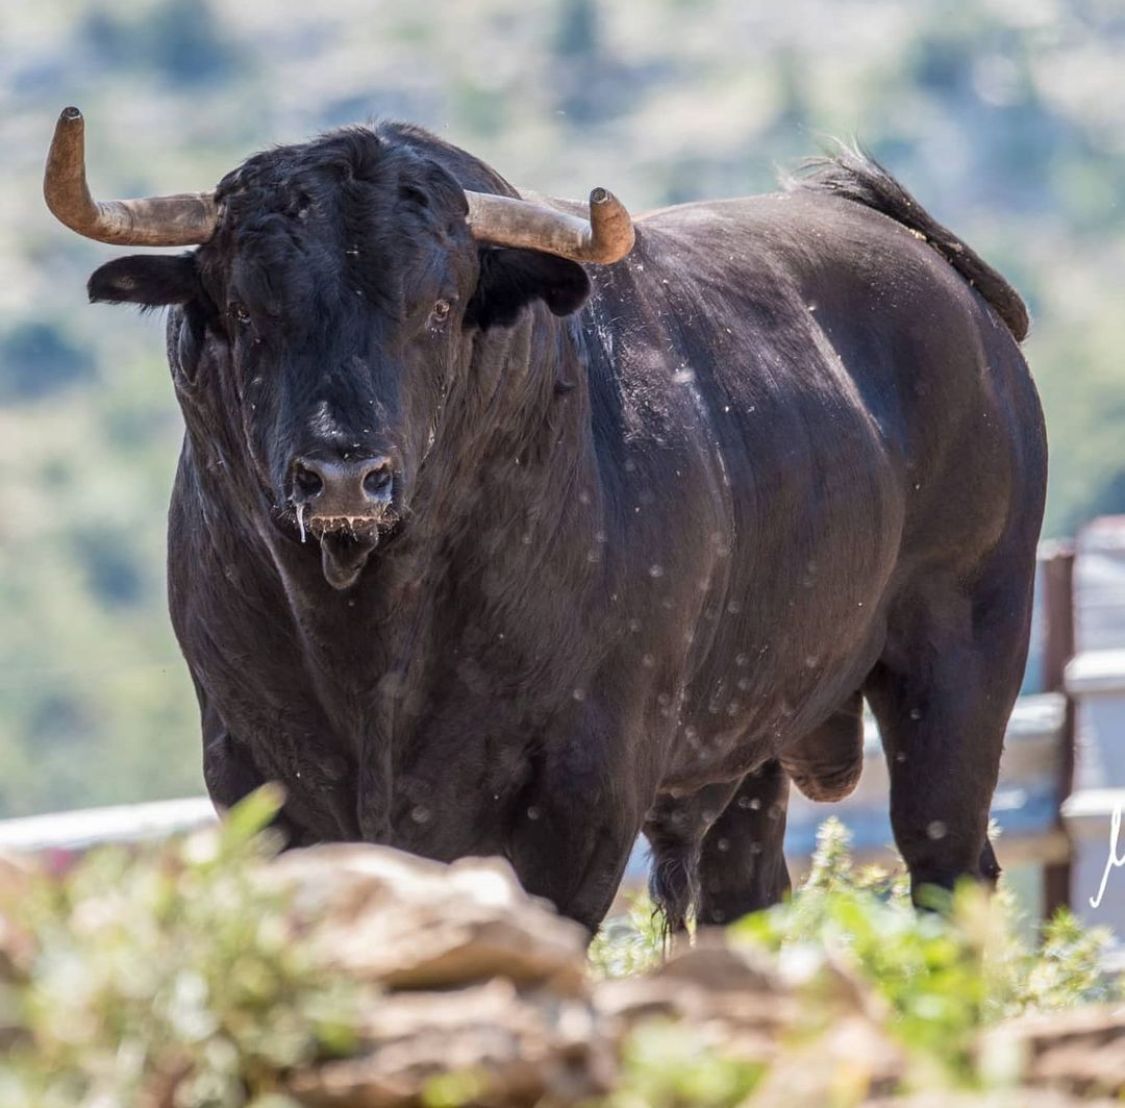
[216,126,385,203]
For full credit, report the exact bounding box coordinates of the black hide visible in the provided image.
[87,127,1047,931]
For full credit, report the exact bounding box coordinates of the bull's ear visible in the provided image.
[465,247,590,331]
[88,254,200,308]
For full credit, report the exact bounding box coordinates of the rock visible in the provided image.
[981,1004,1125,1097]
[650,931,776,992]
[749,1014,902,1107]
[597,955,796,1069]
[266,845,589,993]
[596,930,901,1101]
[287,979,614,1106]
[8,833,1120,1106]
[263,844,610,1105]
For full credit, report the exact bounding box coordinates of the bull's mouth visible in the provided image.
[289,508,392,590]
[318,528,379,590]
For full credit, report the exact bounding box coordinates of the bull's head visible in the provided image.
[45,108,633,588]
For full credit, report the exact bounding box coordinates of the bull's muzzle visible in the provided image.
[291,454,395,527]
[288,453,397,589]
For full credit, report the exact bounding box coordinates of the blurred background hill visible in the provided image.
[0,0,1123,816]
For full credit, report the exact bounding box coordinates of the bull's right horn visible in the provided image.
[44,107,219,247]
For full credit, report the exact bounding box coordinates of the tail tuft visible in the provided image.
[786,143,1029,342]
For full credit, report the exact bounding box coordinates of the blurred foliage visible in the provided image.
[1,0,1124,814]
[0,787,363,1107]
[84,0,243,86]
[589,891,667,978]
[0,808,1118,1104]
[597,818,1120,1100]
[0,320,95,402]
[605,1021,767,1108]
[598,818,1116,1093]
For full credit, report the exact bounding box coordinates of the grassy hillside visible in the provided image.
[1,0,1123,815]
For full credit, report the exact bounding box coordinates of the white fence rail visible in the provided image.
[2,524,1124,932]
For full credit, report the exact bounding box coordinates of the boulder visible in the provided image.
[266,845,589,994]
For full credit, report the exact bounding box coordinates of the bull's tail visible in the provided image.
[786,143,1029,342]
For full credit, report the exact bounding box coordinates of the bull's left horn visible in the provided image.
[44,107,218,246]
[464,188,635,264]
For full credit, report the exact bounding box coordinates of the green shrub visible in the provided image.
[596,818,1120,1093]
[0,320,95,403]
[602,1020,766,1108]
[0,808,1117,1105]
[0,788,364,1107]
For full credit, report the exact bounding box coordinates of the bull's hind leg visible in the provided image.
[645,764,790,931]
[694,695,866,927]
[696,760,791,925]
[863,566,1035,903]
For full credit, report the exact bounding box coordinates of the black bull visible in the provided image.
[82,126,1045,931]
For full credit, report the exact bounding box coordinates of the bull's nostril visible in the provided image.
[364,465,393,498]
[291,453,394,515]
[293,463,324,499]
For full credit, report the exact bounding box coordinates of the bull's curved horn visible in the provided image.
[465,188,634,264]
[44,107,218,246]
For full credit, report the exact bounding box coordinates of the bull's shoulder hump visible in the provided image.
[636,194,787,230]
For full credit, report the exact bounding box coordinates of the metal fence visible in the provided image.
[3,524,1125,931]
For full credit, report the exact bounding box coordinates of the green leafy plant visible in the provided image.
[732,820,1118,1085]
[593,818,1120,1097]
[602,1020,767,1108]
[0,787,365,1107]
[588,892,666,979]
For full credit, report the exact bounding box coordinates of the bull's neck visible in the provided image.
[251,312,600,668]
[410,313,597,552]
[174,311,605,813]
[280,313,601,773]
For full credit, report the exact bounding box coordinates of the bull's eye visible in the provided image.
[228,302,251,326]
[429,299,451,327]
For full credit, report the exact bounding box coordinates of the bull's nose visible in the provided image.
[290,454,395,518]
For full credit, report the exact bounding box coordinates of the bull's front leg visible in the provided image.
[202,724,314,847]
[199,700,352,846]
[505,708,645,933]
[386,698,644,931]
[198,696,268,812]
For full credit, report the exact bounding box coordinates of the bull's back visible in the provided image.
[583,193,1042,786]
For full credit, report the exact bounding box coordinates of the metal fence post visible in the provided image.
[1040,541,1077,917]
